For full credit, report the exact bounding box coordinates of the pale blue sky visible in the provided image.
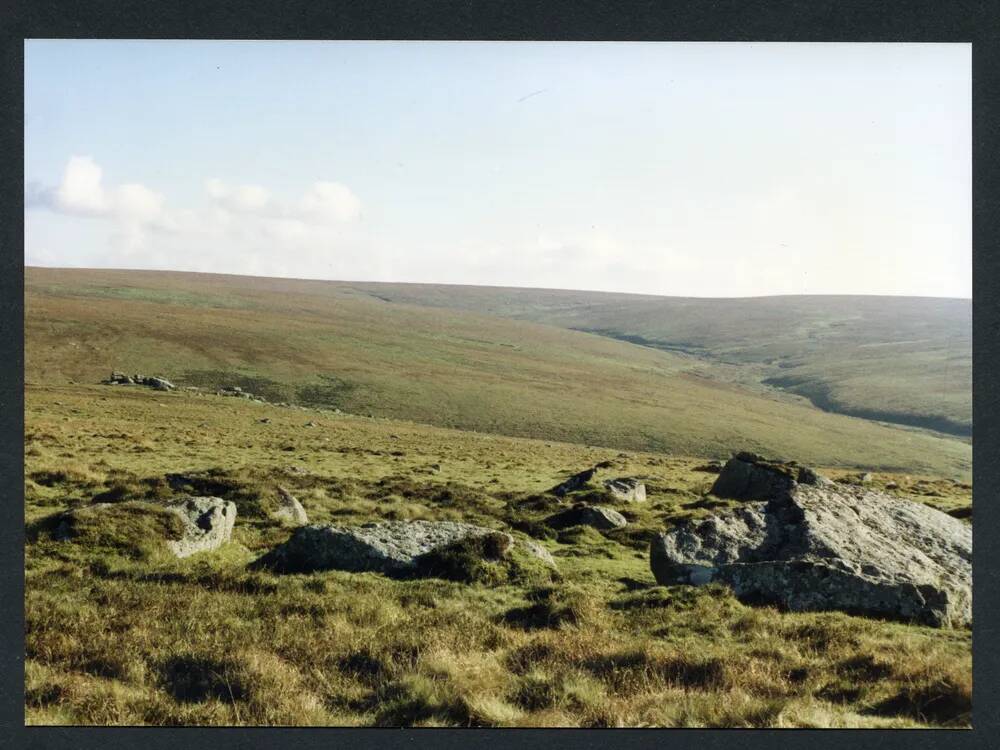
[25,41,971,297]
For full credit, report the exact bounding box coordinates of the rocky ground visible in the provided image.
[24,383,973,727]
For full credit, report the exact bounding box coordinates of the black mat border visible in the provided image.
[1,1,997,748]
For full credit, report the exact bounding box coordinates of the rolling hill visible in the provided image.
[335,283,972,437]
[25,267,971,478]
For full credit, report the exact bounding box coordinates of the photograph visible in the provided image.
[22,40,971,728]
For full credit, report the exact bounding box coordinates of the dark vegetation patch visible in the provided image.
[501,585,597,629]
[160,655,249,703]
[94,470,173,504]
[585,649,732,692]
[164,468,276,518]
[867,675,971,726]
[368,476,496,515]
[295,374,359,410]
[180,370,290,403]
[30,469,103,489]
[762,376,972,438]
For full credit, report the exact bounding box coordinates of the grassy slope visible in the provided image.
[26,268,970,478]
[337,282,972,437]
[24,384,972,727]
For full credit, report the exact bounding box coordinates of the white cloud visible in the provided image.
[28,157,363,261]
[28,156,173,252]
[54,155,108,215]
[298,181,362,223]
[205,177,362,224]
[204,178,272,213]
[115,183,166,224]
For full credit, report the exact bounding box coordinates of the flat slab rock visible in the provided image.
[259,520,555,574]
[650,484,971,628]
[603,477,646,503]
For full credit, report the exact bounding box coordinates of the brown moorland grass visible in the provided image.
[25,267,971,479]
[24,384,972,727]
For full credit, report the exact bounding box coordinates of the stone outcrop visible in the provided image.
[650,483,971,627]
[545,504,627,530]
[710,452,831,500]
[255,520,554,574]
[603,477,646,503]
[217,386,265,402]
[102,372,175,391]
[164,496,237,558]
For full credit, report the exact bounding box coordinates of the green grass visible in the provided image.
[25,267,971,479]
[24,384,972,727]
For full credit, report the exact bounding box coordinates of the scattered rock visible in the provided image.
[549,468,597,496]
[545,504,627,530]
[603,477,646,503]
[273,486,309,526]
[649,483,971,628]
[594,460,616,469]
[101,371,175,390]
[304,421,317,428]
[258,418,271,424]
[885,481,899,490]
[164,496,238,558]
[710,452,831,500]
[254,520,553,576]
[217,385,264,401]
[694,461,724,473]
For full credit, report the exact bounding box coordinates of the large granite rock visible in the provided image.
[545,504,627,530]
[710,452,831,500]
[603,477,646,503]
[650,484,971,627]
[255,520,554,574]
[165,496,237,558]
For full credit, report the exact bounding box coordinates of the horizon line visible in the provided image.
[23,264,973,302]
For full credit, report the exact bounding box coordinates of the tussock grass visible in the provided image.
[23,384,972,727]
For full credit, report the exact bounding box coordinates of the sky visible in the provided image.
[24,41,971,298]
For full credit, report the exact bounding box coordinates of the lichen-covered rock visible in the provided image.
[164,496,237,558]
[650,484,971,627]
[545,504,627,530]
[255,520,554,575]
[710,452,829,500]
[549,468,597,496]
[521,537,557,567]
[273,486,309,526]
[603,477,646,503]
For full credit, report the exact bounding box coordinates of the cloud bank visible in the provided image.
[27,156,363,261]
